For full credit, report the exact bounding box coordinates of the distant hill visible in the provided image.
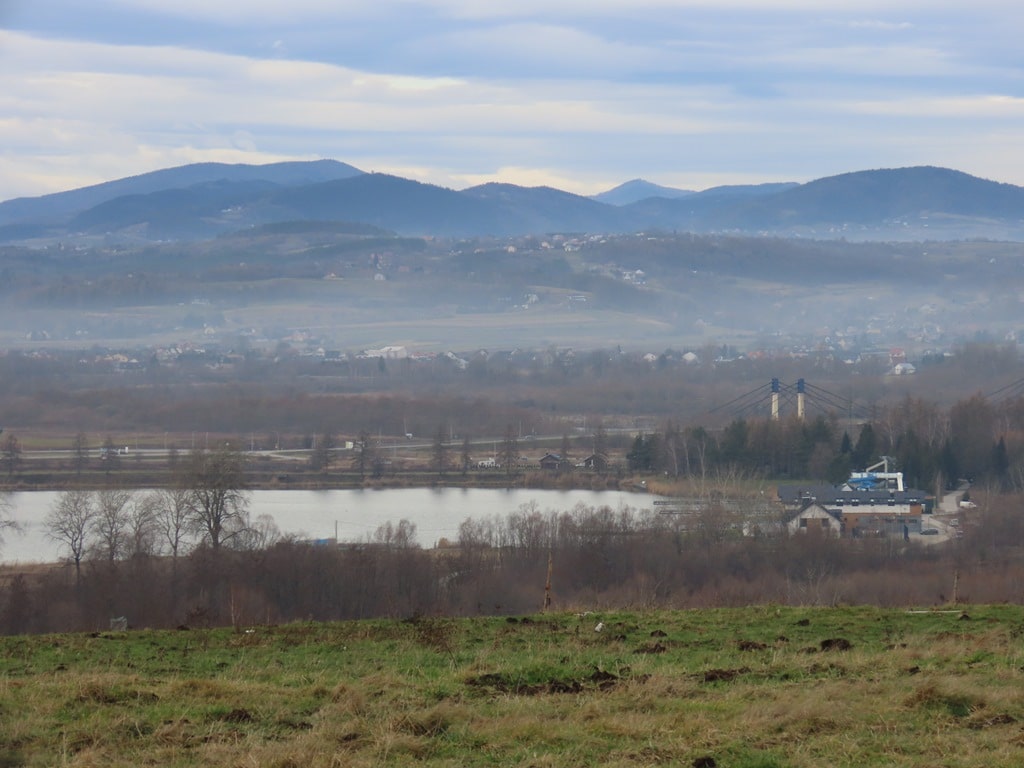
[462,183,630,234]
[263,174,501,236]
[691,182,800,200]
[623,181,800,231]
[0,159,363,233]
[626,169,1024,238]
[2,162,1023,243]
[592,179,694,206]
[717,167,1024,227]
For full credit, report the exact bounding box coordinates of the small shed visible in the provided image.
[538,453,565,471]
[576,453,608,472]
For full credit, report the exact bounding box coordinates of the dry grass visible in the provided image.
[3,606,1024,766]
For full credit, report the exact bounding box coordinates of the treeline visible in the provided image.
[626,391,1024,493]
[4,494,1024,635]
[1,341,1020,437]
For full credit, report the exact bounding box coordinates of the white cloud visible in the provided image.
[414,22,676,76]
[2,1,1024,200]
[103,0,1022,24]
[845,94,1024,118]
[843,19,915,31]
[104,0,389,24]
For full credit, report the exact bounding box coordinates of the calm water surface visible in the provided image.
[2,487,659,564]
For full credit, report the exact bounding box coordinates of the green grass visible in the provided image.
[3,606,1024,766]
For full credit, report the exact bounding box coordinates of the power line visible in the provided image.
[986,376,1024,403]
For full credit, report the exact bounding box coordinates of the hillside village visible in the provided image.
[5,225,1017,367]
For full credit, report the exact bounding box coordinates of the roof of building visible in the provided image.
[777,484,928,506]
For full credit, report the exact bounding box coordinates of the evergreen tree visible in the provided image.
[720,418,749,468]
[826,452,853,485]
[992,436,1010,486]
[940,439,959,489]
[461,435,472,477]
[432,424,449,477]
[626,433,650,472]
[851,423,876,469]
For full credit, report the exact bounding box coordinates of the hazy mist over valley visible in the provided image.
[0,161,1021,362]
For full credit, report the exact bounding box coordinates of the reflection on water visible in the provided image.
[2,487,659,564]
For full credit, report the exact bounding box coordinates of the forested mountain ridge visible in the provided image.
[0,159,361,223]
[1,163,1022,243]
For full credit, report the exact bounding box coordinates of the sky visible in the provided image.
[1,1,1023,201]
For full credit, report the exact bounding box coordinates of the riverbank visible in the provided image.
[1,486,665,565]
[0,467,634,493]
[0,446,649,493]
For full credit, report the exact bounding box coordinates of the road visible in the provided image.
[921,484,971,543]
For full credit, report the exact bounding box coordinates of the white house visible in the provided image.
[787,503,843,536]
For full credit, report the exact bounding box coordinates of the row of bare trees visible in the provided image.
[5,492,1024,634]
[42,446,254,584]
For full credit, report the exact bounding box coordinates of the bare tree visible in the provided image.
[2,433,21,478]
[499,424,519,477]
[373,519,418,548]
[309,430,336,473]
[125,493,159,558]
[352,430,376,481]
[234,513,281,550]
[593,422,608,458]
[101,435,120,473]
[45,490,95,585]
[432,424,449,477]
[150,486,193,559]
[185,445,249,552]
[593,422,609,475]
[0,492,21,556]
[92,487,134,561]
[71,432,89,475]
[560,432,572,467]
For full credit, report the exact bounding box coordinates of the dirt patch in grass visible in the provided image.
[219,707,256,724]
[465,667,640,696]
[701,667,751,683]
[634,641,668,654]
[737,640,768,651]
[819,637,853,651]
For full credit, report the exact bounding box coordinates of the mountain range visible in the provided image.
[2,161,1023,243]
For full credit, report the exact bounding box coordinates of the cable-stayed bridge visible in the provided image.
[709,378,873,422]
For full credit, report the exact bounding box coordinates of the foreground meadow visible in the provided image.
[2,605,1024,767]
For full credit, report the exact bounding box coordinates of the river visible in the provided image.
[1,487,659,564]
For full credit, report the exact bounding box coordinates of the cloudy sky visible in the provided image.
[1,1,1022,200]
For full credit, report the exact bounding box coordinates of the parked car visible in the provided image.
[921,528,939,535]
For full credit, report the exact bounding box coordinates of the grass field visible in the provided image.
[3,605,1024,767]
